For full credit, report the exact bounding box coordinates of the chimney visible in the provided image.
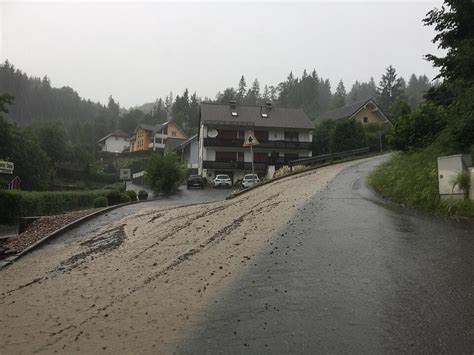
[229,100,237,109]
[265,102,272,110]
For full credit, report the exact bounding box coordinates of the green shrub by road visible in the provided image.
[0,183,132,224]
[367,148,474,218]
[146,153,185,195]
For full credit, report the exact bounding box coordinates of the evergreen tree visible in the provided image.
[377,65,404,113]
[331,80,346,109]
[262,85,270,102]
[405,74,432,108]
[245,78,261,105]
[318,79,332,113]
[216,88,237,103]
[237,75,247,103]
[107,95,120,118]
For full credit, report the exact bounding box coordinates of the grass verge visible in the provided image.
[367,147,474,219]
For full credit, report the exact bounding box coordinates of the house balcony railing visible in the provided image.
[202,161,267,171]
[203,138,312,150]
[149,142,165,149]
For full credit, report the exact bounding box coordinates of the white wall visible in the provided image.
[268,129,312,142]
[103,136,129,152]
[268,130,284,141]
[298,130,312,142]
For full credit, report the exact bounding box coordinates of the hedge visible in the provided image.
[0,189,110,224]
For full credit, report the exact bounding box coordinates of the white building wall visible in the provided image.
[268,130,284,141]
[103,136,129,153]
[298,131,312,142]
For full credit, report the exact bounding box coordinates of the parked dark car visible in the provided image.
[187,175,205,189]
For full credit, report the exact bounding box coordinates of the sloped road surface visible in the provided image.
[182,157,474,353]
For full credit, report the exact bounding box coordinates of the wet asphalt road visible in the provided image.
[46,187,230,246]
[182,156,474,353]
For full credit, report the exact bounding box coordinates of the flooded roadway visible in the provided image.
[182,156,474,353]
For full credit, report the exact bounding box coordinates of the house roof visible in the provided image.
[97,129,130,143]
[200,103,314,130]
[166,137,188,151]
[174,134,197,151]
[0,173,20,184]
[135,123,167,134]
[317,97,390,124]
[134,121,189,139]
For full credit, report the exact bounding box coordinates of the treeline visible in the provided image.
[1,59,432,142]
[368,0,474,218]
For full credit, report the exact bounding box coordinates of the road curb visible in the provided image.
[0,197,159,270]
[227,152,385,200]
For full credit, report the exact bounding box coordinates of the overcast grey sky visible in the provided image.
[1,1,443,108]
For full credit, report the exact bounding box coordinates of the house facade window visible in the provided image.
[216,151,238,162]
[255,130,269,142]
[254,152,268,163]
[363,116,368,123]
[284,131,298,142]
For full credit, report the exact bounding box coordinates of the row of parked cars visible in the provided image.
[187,174,260,189]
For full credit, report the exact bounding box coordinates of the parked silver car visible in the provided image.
[242,174,260,188]
[213,174,232,188]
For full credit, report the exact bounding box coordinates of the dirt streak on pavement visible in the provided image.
[0,159,368,354]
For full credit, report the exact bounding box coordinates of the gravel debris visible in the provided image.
[4,209,104,252]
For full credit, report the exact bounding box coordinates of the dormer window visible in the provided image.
[231,112,238,117]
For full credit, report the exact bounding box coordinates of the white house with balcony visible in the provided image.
[198,102,314,181]
[97,129,130,153]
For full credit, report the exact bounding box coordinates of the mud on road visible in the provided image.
[0,158,371,354]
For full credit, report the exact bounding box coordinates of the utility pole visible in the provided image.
[250,144,255,175]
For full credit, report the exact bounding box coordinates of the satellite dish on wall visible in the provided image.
[207,129,218,138]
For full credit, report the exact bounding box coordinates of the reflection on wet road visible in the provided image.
[183,156,474,353]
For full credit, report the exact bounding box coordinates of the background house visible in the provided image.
[97,129,130,153]
[317,98,392,126]
[198,102,314,181]
[174,135,198,175]
[129,122,188,152]
[0,160,20,190]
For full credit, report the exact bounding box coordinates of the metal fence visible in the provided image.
[288,147,370,171]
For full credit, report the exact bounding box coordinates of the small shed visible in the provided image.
[0,173,21,190]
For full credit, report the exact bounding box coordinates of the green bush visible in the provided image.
[119,193,131,204]
[389,102,447,151]
[94,196,108,208]
[138,190,149,200]
[313,119,336,155]
[329,120,366,153]
[125,190,137,201]
[103,182,126,192]
[367,148,474,218]
[145,153,185,195]
[106,190,122,206]
[0,189,109,224]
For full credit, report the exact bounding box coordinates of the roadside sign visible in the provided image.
[119,168,131,180]
[0,160,14,174]
[243,130,259,147]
